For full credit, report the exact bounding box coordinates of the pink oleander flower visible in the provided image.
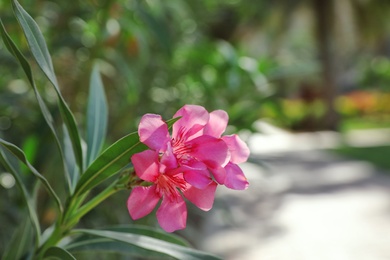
[203,110,250,190]
[138,104,250,190]
[127,149,217,232]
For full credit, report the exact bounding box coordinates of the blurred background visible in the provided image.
[1,0,390,259]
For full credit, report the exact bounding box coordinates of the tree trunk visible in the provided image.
[313,0,340,130]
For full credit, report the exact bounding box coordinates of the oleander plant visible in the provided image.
[0,1,249,259]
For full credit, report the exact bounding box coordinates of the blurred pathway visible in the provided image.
[197,125,390,260]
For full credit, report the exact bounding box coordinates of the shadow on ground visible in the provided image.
[191,149,390,260]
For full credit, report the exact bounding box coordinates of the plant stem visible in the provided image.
[34,170,135,258]
[64,183,121,230]
[34,222,63,259]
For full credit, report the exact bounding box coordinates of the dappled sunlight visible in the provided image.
[199,139,390,259]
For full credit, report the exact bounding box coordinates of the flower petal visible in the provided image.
[209,164,226,184]
[131,150,159,182]
[139,114,170,151]
[224,163,249,190]
[203,110,228,138]
[183,182,217,211]
[127,186,160,219]
[188,135,230,167]
[222,134,250,164]
[156,196,187,232]
[159,143,178,173]
[172,105,209,141]
[180,161,212,189]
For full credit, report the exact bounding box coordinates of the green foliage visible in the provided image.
[43,247,76,260]
[74,131,146,196]
[2,214,34,259]
[2,0,275,135]
[0,2,220,259]
[0,14,73,192]
[12,0,84,174]
[70,229,221,260]
[86,64,108,167]
[65,225,191,259]
[0,147,41,244]
[0,138,63,213]
[360,57,390,91]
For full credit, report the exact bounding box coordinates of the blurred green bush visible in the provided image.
[0,1,276,254]
[0,0,276,142]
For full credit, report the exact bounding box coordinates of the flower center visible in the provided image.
[155,174,187,202]
[172,142,192,159]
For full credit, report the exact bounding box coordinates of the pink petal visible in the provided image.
[224,163,249,190]
[156,196,187,232]
[209,164,226,184]
[172,105,209,141]
[183,182,217,211]
[127,186,160,219]
[139,114,170,151]
[159,143,178,173]
[180,161,212,189]
[222,134,250,164]
[188,135,230,167]
[203,110,228,138]
[131,150,159,182]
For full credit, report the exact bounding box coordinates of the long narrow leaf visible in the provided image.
[12,0,84,172]
[43,247,76,260]
[0,148,41,245]
[72,229,221,260]
[58,100,84,173]
[69,225,189,247]
[11,0,57,88]
[74,131,147,196]
[0,18,73,193]
[86,63,108,166]
[63,125,79,193]
[66,238,174,259]
[0,139,63,212]
[103,225,190,246]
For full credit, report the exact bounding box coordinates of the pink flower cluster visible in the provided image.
[127,105,250,232]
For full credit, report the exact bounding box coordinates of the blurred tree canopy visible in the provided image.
[1,0,271,141]
[2,0,390,138]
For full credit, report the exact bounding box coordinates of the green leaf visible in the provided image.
[102,225,190,247]
[0,148,41,245]
[58,99,84,174]
[11,0,58,88]
[0,138,63,213]
[165,116,182,128]
[11,0,84,173]
[0,18,73,193]
[86,63,108,167]
[0,19,33,87]
[43,247,76,260]
[71,229,221,260]
[66,238,175,259]
[63,125,79,193]
[74,131,147,196]
[69,225,189,248]
[0,20,55,137]
[2,215,34,260]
